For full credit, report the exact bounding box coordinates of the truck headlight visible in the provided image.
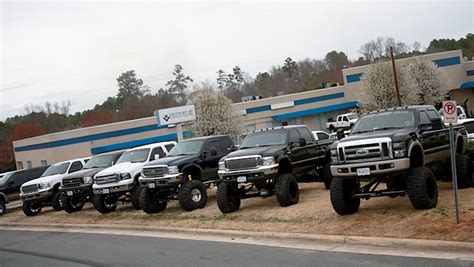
[83,176,93,184]
[38,182,50,190]
[168,166,179,175]
[218,161,226,171]
[392,142,406,158]
[120,172,131,180]
[262,157,276,166]
[330,149,338,164]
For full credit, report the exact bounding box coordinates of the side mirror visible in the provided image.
[227,145,238,152]
[7,180,14,186]
[420,124,432,132]
[154,154,160,160]
[298,138,306,147]
[201,151,208,158]
[336,129,345,140]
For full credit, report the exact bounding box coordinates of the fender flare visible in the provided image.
[0,192,8,204]
[181,163,203,176]
[407,141,425,166]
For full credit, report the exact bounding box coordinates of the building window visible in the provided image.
[17,161,23,170]
[41,160,48,166]
[27,161,32,169]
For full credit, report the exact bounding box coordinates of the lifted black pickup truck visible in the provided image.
[138,135,234,213]
[59,151,123,213]
[329,106,470,215]
[216,125,333,213]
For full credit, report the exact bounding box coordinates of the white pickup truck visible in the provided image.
[326,113,359,132]
[91,141,176,214]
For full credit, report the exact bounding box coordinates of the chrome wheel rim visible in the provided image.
[191,188,202,202]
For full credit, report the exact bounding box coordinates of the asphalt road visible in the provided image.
[0,230,472,267]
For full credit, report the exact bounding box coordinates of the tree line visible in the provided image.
[0,33,472,172]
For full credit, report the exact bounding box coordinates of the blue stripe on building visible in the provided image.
[346,73,363,83]
[293,92,344,106]
[467,70,474,76]
[433,56,460,67]
[246,105,271,114]
[272,101,359,121]
[460,81,474,89]
[15,124,168,152]
[90,132,189,154]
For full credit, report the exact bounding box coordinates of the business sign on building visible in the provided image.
[155,105,196,126]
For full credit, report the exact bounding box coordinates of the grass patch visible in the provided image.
[433,207,449,218]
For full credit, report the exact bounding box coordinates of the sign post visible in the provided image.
[443,100,460,224]
[155,105,196,142]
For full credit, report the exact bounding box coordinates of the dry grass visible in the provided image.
[1,182,473,242]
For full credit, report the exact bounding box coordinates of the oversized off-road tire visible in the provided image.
[455,154,472,189]
[92,194,117,214]
[178,180,208,212]
[61,197,84,213]
[275,173,299,207]
[330,177,360,215]
[321,162,333,190]
[22,201,42,216]
[217,181,241,213]
[51,191,63,211]
[0,199,6,216]
[130,185,142,210]
[407,167,438,210]
[139,188,167,214]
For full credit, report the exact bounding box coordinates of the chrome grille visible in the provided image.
[340,140,392,163]
[95,174,118,185]
[22,184,39,194]
[142,166,167,178]
[62,177,83,188]
[225,156,260,171]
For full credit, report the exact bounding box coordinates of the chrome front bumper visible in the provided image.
[331,158,410,177]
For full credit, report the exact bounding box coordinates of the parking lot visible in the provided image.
[2,181,473,242]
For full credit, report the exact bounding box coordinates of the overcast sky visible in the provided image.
[1,0,473,121]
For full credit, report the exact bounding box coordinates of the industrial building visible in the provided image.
[13,50,474,169]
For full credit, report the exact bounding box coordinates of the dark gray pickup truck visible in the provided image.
[329,105,470,215]
[216,125,333,213]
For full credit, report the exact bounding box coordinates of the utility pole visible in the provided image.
[390,46,402,106]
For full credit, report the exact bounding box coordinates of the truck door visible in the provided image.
[288,129,307,174]
[201,140,223,180]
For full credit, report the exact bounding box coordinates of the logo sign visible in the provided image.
[356,148,369,155]
[443,100,457,124]
[155,105,196,126]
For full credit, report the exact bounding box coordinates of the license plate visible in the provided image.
[148,183,156,188]
[103,188,110,194]
[357,168,371,176]
[237,176,247,183]
[66,191,73,196]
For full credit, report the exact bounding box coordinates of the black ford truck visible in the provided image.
[59,151,123,213]
[329,105,470,215]
[0,166,48,216]
[216,125,333,213]
[138,135,234,213]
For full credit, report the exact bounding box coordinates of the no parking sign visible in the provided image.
[443,100,457,123]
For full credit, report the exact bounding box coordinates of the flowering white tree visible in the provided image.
[358,61,417,111]
[190,90,244,139]
[404,58,449,105]
[359,58,448,111]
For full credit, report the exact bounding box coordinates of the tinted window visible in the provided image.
[297,128,313,144]
[289,129,301,145]
[240,130,287,148]
[317,132,329,140]
[204,140,222,156]
[69,161,83,173]
[220,137,233,150]
[150,147,165,160]
[165,144,175,152]
[84,154,116,169]
[464,121,474,133]
[419,111,430,125]
[352,110,415,133]
[427,110,440,120]
[42,162,70,176]
[116,148,151,163]
[343,116,349,122]
[168,140,205,156]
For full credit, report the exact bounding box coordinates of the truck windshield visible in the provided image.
[0,172,14,185]
[41,162,70,177]
[116,148,150,164]
[347,114,359,120]
[168,140,205,156]
[240,130,287,148]
[84,154,116,169]
[352,110,415,133]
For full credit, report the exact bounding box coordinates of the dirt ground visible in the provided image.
[1,181,473,242]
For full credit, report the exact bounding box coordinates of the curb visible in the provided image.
[1,222,473,252]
